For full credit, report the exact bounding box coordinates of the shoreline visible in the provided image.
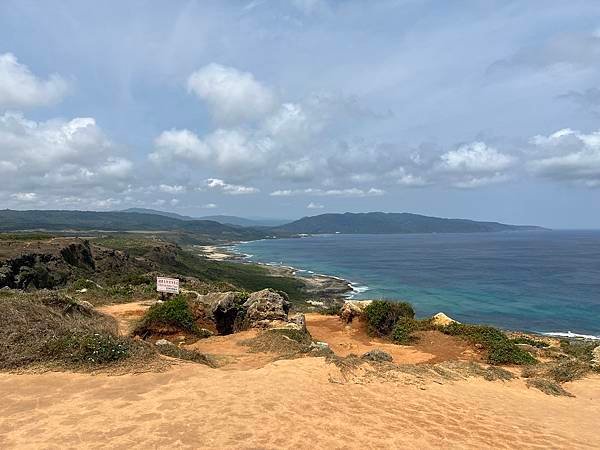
[194,243,600,341]
[194,243,355,299]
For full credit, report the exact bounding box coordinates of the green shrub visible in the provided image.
[134,296,198,337]
[71,278,99,291]
[559,340,597,362]
[442,322,536,365]
[45,333,131,364]
[548,358,590,383]
[364,300,415,337]
[391,318,419,344]
[106,284,135,297]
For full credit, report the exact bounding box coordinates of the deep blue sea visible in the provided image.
[234,231,600,338]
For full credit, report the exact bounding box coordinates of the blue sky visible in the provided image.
[1,0,599,228]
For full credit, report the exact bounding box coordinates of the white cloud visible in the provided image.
[205,178,259,195]
[0,53,68,109]
[440,142,515,173]
[11,192,38,202]
[202,203,217,209]
[0,112,133,205]
[307,201,324,209]
[529,128,600,186]
[159,184,186,194]
[150,129,210,164]
[187,63,275,124]
[276,158,316,181]
[270,187,384,197]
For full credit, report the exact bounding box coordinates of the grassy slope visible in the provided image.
[93,235,309,303]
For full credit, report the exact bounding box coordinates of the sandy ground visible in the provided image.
[306,313,479,364]
[2,303,599,449]
[1,359,599,449]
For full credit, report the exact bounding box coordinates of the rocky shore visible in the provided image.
[194,243,353,299]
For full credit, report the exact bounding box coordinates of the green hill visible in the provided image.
[0,209,264,240]
[273,212,544,234]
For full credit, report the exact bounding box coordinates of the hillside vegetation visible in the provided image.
[0,209,266,242]
[275,212,544,234]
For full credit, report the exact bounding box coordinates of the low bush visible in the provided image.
[44,332,132,364]
[526,378,574,397]
[0,293,145,370]
[134,296,199,338]
[391,318,420,344]
[442,322,537,365]
[547,358,591,383]
[559,340,597,362]
[364,300,415,337]
[242,328,313,357]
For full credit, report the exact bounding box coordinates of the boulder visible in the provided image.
[431,312,458,327]
[195,292,245,335]
[361,349,393,363]
[242,289,291,329]
[155,339,173,346]
[340,300,372,324]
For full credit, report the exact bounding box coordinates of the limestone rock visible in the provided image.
[340,300,372,323]
[288,313,307,332]
[242,289,290,328]
[191,292,246,335]
[431,312,458,327]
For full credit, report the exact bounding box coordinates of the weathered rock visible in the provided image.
[431,312,458,327]
[242,289,290,329]
[194,292,245,335]
[361,349,393,363]
[288,313,307,332]
[340,300,372,324]
[155,339,173,346]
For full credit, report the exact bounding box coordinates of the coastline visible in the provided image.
[194,241,600,341]
[193,243,355,299]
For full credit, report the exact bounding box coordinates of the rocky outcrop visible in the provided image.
[201,292,247,335]
[431,312,458,327]
[242,289,291,329]
[340,300,372,324]
[0,253,70,290]
[0,239,129,290]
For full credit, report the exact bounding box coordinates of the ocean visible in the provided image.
[233,230,600,338]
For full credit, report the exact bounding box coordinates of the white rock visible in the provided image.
[155,339,173,346]
[431,312,459,327]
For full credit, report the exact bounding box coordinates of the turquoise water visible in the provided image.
[234,231,600,337]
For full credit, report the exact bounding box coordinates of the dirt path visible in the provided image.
[97,301,154,336]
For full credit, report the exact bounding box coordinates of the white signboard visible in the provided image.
[156,277,179,294]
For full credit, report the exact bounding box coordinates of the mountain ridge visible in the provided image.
[273,212,545,234]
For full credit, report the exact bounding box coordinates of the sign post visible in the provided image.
[156,277,179,300]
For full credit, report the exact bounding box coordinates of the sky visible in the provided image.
[1,0,599,228]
